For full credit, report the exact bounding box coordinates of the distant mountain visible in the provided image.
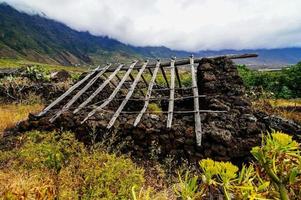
[197,49,301,68]
[0,3,300,67]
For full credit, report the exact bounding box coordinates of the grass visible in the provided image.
[267,98,301,107]
[253,99,301,123]
[0,130,146,199]
[0,103,44,133]
[0,58,89,73]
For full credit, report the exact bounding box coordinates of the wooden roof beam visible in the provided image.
[81,61,138,123]
[167,58,176,128]
[100,53,258,72]
[107,61,149,129]
[190,56,202,146]
[36,65,102,117]
[49,64,112,122]
[134,60,160,126]
[73,64,125,114]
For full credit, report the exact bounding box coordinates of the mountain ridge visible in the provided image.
[0,3,301,67]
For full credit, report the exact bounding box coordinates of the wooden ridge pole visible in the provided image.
[98,53,258,72]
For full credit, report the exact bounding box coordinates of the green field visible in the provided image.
[0,58,90,73]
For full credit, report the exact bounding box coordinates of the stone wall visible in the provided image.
[18,57,301,163]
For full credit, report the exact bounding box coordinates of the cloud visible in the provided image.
[2,0,301,51]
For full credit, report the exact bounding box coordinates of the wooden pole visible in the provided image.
[175,65,182,88]
[167,58,175,128]
[160,65,169,88]
[136,68,149,87]
[98,54,258,72]
[73,64,124,114]
[81,61,138,123]
[134,60,160,126]
[36,65,101,117]
[49,64,112,122]
[148,67,159,85]
[107,61,148,129]
[103,73,117,87]
[190,56,202,146]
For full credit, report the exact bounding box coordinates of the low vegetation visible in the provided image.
[0,57,300,199]
[170,131,301,200]
[0,131,145,199]
[0,103,43,134]
[238,62,301,99]
[0,58,88,73]
[253,99,301,123]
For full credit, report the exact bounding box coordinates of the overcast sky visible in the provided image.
[2,0,301,51]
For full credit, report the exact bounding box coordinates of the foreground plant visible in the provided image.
[174,131,301,200]
[251,132,301,199]
[0,131,145,199]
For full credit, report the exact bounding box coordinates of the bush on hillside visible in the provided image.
[238,63,301,99]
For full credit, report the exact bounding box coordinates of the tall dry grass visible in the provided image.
[253,99,301,123]
[0,103,44,133]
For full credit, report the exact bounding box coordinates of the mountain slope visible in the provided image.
[0,3,301,67]
[0,3,144,65]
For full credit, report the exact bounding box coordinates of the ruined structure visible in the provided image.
[19,54,301,162]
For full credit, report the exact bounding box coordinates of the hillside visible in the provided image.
[0,3,301,67]
[0,3,142,66]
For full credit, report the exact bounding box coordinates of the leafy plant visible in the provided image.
[251,131,301,199]
[173,131,301,200]
[174,170,202,200]
[23,65,51,82]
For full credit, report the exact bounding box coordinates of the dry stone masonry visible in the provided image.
[18,55,301,162]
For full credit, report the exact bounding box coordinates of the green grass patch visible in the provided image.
[0,130,145,199]
[0,58,89,73]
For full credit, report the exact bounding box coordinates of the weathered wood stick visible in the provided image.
[160,65,170,88]
[134,60,160,126]
[167,59,176,128]
[81,61,138,123]
[36,65,101,117]
[73,64,124,114]
[175,65,182,88]
[49,64,112,122]
[87,108,227,114]
[190,56,202,146]
[107,61,148,129]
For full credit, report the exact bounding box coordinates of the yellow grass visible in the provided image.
[268,99,301,107]
[0,103,44,133]
[253,99,301,123]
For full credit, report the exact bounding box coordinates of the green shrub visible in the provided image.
[148,103,162,113]
[23,65,51,82]
[173,131,301,200]
[237,63,301,99]
[0,130,145,199]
